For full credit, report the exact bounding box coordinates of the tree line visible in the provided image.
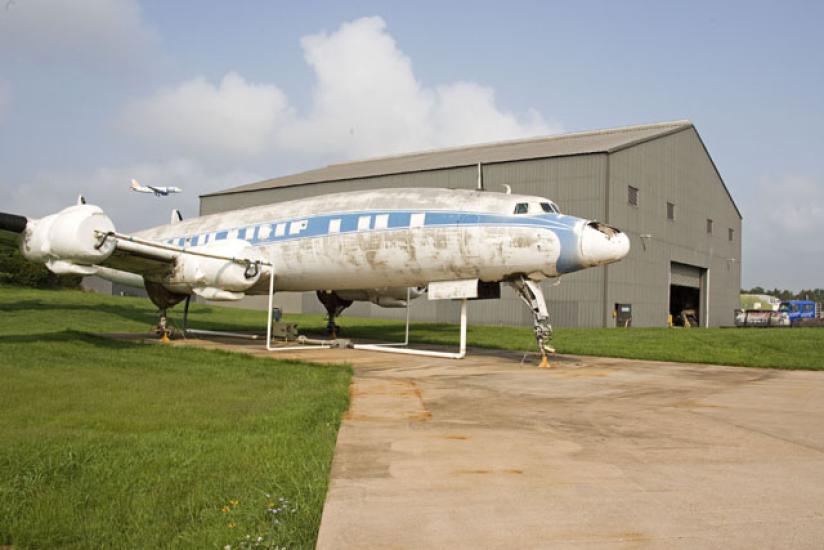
[0,247,80,288]
[742,287,824,302]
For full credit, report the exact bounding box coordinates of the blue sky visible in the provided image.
[0,0,822,288]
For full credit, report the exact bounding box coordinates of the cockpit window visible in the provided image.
[540,202,559,214]
[514,203,529,214]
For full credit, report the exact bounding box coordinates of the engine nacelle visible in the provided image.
[164,239,266,297]
[335,286,426,308]
[20,204,116,266]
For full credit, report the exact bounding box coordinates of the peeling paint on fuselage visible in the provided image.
[134,188,587,293]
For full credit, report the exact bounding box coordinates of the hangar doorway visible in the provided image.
[670,262,704,327]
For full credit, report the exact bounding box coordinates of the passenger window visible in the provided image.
[514,203,529,214]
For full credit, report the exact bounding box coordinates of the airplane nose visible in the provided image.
[580,221,630,266]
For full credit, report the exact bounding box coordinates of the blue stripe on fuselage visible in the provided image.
[165,210,583,271]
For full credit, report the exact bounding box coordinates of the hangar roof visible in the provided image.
[204,120,697,198]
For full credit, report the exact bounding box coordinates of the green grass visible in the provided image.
[4,285,823,370]
[0,285,821,547]
[552,326,824,369]
[0,286,351,549]
[335,319,824,370]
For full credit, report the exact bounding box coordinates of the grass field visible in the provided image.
[1,287,822,547]
[3,285,824,370]
[0,286,351,549]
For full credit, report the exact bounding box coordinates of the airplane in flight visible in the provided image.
[0,187,630,365]
[129,179,183,197]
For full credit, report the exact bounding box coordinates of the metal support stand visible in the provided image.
[181,293,263,340]
[359,287,411,348]
[265,259,332,352]
[354,297,467,359]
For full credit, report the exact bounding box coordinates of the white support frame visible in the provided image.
[353,297,468,359]
[264,250,467,358]
[265,255,332,352]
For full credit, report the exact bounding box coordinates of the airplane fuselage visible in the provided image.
[132,188,627,294]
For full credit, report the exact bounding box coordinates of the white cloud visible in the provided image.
[4,159,261,233]
[0,0,159,65]
[119,16,557,163]
[742,175,824,288]
[432,82,548,148]
[0,81,10,123]
[120,73,291,157]
[759,176,824,236]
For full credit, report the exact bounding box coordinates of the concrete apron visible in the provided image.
[156,337,824,549]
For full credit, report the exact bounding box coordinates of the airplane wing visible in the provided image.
[98,233,179,277]
[0,206,270,300]
[98,231,268,277]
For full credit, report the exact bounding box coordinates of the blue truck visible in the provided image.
[778,300,819,325]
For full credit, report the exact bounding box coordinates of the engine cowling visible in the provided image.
[20,204,116,267]
[163,239,267,298]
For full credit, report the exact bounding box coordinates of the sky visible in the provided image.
[0,0,822,289]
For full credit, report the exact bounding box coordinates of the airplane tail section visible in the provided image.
[130,179,143,192]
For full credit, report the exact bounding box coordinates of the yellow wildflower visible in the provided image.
[222,506,230,513]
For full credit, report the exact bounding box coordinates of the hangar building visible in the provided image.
[200,120,742,328]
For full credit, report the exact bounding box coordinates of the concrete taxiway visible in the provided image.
[159,337,824,548]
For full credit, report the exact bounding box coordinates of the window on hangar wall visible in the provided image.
[628,186,639,207]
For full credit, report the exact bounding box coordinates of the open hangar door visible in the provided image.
[670,262,705,327]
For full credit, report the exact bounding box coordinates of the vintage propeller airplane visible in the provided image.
[0,187,629,366]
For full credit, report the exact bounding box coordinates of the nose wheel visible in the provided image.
[508,277,555,367]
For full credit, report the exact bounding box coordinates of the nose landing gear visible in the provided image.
[508,277,555,368]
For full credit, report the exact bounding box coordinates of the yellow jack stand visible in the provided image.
[160,331,171,344]
[538,355,552,369]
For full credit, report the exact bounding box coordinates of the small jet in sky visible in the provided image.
[130,179,182,197]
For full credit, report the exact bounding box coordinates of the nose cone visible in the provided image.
[580,222,630,266]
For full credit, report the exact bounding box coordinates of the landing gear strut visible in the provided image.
[508,277,555,368]
[144,280,187,342]
[157,308,171,343]
[316,291,353,337]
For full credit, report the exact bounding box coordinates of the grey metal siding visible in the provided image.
[200,167,479,215]
[201,155,609,328]
[670,262,702,288]
[607,128,741,327]
[199,126,740,329]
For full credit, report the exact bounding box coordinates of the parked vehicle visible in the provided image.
[779,300,818,325]
[735,309,790,327]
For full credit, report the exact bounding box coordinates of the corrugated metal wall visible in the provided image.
[199,131,741,328]
[606,128,742,327]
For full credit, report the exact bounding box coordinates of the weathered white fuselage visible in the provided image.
[132,188,627,296]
